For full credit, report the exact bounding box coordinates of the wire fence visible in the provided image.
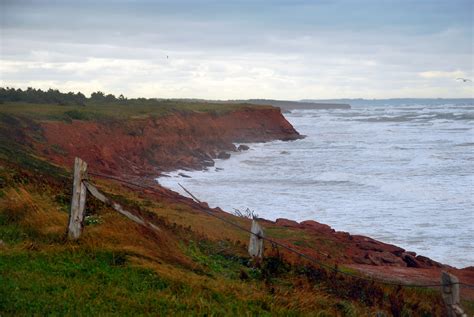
[87,170,474,290]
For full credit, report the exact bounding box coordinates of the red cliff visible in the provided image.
[36,107,302,177]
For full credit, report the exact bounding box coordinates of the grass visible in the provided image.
[1,248,284,316]
[185,240,248,279]
[0,101,270,122]
[0,249,168,315]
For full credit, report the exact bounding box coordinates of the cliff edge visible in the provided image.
[32,106,302,177]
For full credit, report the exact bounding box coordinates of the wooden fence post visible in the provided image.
[67,157,88,240]
[248,219,264,260]
[441,271,467,317]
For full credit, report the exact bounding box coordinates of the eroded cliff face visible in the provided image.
[36,107,302,177]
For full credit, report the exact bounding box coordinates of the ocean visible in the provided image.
[158,102,474,268]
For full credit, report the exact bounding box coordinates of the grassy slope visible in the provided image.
[0,102,465,316]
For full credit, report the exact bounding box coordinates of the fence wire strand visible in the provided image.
[87,171,474,290]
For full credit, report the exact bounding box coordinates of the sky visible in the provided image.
[1,0,473,99]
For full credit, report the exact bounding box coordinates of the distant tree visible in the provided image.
[90,91,105,101]
[104,94,116,102]
[75,92,86,105]
[0,87,147,105]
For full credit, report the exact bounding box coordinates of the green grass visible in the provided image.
[266,227,301,239]
[0,248,295,316]
[461,299,474,315]
[185,240,248,279]
[0,142,68,179]
[0,101,269,122]
[0,249,169,315]
[0,220,28,244]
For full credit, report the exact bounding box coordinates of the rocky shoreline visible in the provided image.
[272,218,444,269]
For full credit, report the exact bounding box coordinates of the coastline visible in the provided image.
[2,102,473,300]
[155,167,474,300]
[155,161,474,301]
[158,146,469,271]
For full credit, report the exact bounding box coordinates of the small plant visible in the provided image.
[84,214,102,226]
[232,207,259,219]
[335,300,357,317]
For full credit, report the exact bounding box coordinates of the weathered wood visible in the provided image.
[67,157,88,240]
[178,183,202,203]
[248,220,264,259]
[441,271,466,317]
[83,181,160,232]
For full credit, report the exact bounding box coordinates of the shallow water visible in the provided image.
[158,103,474,268]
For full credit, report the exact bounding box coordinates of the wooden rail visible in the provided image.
[84,181,160,233]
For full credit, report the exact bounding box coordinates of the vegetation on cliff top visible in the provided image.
[0,87,272,122]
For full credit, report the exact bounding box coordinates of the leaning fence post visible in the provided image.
[248,219,264,260]
[67,157,88,240]
[441,271,466,317]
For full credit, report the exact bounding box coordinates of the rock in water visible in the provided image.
[238,144,250,151]
[217,151,231,159]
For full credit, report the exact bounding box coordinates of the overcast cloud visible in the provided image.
[1,0,473,99]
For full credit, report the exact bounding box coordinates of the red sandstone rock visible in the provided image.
[366,251,407,267]
[416,255,443,268]
[300,220,335,233]
[275,218,301,228]
[353,236,405,255]
[366,253,383,266]
[353,255,372,265]
[402,253,422,268]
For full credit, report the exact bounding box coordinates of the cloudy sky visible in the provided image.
[1,0,473,99]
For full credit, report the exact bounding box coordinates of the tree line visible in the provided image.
[0,87,129,105]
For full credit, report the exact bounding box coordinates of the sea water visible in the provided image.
[158,103,474,268]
